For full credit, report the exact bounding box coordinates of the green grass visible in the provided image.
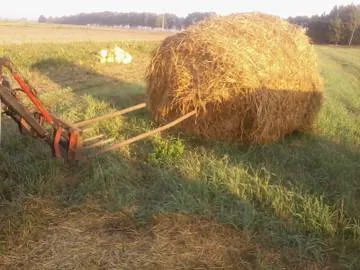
[0,42,359,268]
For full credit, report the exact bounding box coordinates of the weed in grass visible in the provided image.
[147,136,185,166]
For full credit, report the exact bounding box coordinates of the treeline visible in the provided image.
[289,4,360,45]
[39,4,360,45]
[38,12,217,29]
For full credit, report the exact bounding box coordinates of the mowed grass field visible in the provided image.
[0,25,360,269]
[0,22,171,44]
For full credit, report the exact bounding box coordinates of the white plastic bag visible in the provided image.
[99,46,132,64]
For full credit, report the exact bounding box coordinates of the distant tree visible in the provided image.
[47,12,187,29]
[30,5,360,45]
[348,5,360,46]
[334,4,360,45]
[289,4,360,45]
[307,16,330,44]
[329,16,342,45]
[288,16,311,28]
[165,13,180,29]
[38,15,47,23]
[184,12,216,27]
[36,11,220,30]
[155,15,165,28]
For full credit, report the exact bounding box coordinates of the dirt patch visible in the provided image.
[0,198,326,269]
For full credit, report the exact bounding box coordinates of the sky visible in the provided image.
[1,0,359,20]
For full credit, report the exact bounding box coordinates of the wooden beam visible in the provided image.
[90,110,196,157]
[74,103,146,128]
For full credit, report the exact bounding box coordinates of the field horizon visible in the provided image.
[0,22,171,44]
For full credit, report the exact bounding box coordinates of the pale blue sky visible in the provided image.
[1,0,359,20]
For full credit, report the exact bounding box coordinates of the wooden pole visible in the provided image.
[74,103,146,128]
[89,110,196,157]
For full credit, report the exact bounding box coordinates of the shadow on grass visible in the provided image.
[32,58,146,108]
[87,134,360,267]
[1,131,358,267]
[193,133,360,215]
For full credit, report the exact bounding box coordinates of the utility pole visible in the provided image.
[162,14,165,31]
[349,6,360,46]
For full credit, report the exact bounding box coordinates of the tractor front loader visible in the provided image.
[0,57,195,161]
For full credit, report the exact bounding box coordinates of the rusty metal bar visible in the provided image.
[89,110,196,157]
[74,103,146,128]
[0,86,48,138]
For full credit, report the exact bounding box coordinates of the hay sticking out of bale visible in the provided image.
[146,13,324,144]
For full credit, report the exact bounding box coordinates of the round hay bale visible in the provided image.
[146,13,324,144]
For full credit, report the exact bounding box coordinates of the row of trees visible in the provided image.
[38,12,216,30]
[39,4,360,45]
[289,4,360,45]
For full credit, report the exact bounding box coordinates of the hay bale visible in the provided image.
[146,13,324,144]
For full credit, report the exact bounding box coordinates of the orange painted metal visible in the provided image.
[68,130,81,160]
[12,73,54,125]
[0,56,196,161]
[53,128,64,159]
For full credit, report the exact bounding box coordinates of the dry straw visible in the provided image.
[146,13,324,144]
[1,198,281,269]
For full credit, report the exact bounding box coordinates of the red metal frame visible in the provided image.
[12,73,54,125]
[53,128,63,158]
[68,130,81,160]
[0,57,73,159]
[0,56,196,161]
